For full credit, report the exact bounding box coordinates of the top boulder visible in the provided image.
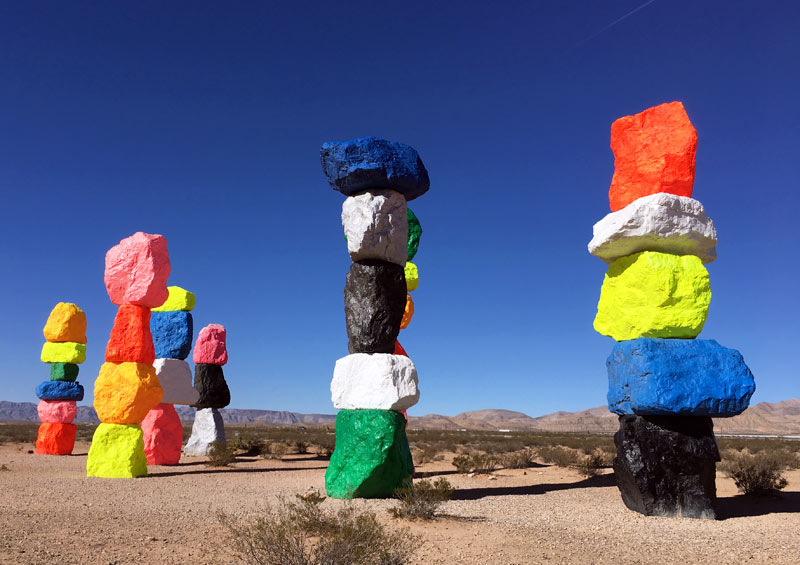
[152,286,196,312]
[193,323,228,365]
[104,232,171,308]
[320,136,430,200]
[43,302,87,344]
[609,102,697,211]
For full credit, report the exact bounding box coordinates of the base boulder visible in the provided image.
[86,423,148,478]
[35,422,77,455]
[142,403,184,465]
[183,408,225,456]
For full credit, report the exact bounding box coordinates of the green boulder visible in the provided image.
[86,423,148,478]
[325,409,413,499]
[407,208,422,261]
[50,363,79,382]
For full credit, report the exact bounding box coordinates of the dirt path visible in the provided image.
[1,442,798,564]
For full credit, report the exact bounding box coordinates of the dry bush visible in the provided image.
[314,439,335,458]
[294,441,310,455]
[265,442,290,460]
[205,442,236,467]
[232,438,271,457]
[720,450,791,495]
[411,444,443,465]
[452,453,498,474]
[536,446,580,468]
[218,497,417,565]
[576,450,607,477]
[390,478,454,520]
[501,450,535,469]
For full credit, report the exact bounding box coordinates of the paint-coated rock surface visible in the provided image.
[193,324,228,365]
[325,409,413,499]
[193,363,230,409]
[40,342,86,364]
[183,408,225,456]
[50,363,79,382]
[152,286,196,312]
[344,260,406,354]
[394,340,408,357]
[321,136,430,200]
[614,415,719,519]
[594,251,710,341]
[331,354,419,411]
[404,262,418,291]
[142,403,183,465]
[105,305,155,364]
[151,311,193,360]
[406,208,422,261]
[35,381,84,401]
[43,303,87,343]
[93,362,163,424]
[609,102,697,211]
[35,422,77,455]
[104,232,171,307]
[341,189,408,265]
[86,423,148,478]
[400,294,414,330]
[154,358,199,405]
[37,400,77,423]
[589,193,718,264]
[607,338,755,417]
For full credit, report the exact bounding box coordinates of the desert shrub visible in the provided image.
[411,444,443,465]
[452,453,498,474]
[501,450,535,469]
[390,478,454,520]
[265,442,290,460]
[720,450,790,495]
[576,450,607,477]
[314,439,335,458]
[536,446,580,468]
[232,438,271,457]
[218,497,417,565]
[206,442,236,467]
[294,441,310,455]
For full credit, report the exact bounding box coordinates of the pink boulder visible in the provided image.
[104,232,171,307]
[193,324,228,365]
[37,400,77,424]
[142,403,183,466]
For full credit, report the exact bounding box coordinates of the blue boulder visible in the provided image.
[607,338,755,417]
[36,380,84,401]
[151,311,193,360]
[320,136,430,200]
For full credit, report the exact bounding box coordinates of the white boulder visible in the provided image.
[154,358,199,406]
[331,353,419,411]
[342,189,408,265]
[183,407,225,456]
[588,193,718,264]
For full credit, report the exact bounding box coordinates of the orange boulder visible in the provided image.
[609,101,697,211]
[94,362,163,424]
[400,294,414,330]
[43,303,87,344]
[105,305,155,364]
[35,422,77,455]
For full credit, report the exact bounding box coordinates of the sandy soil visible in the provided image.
[1,441,799,565]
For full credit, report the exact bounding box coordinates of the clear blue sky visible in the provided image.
[1,1,797,416]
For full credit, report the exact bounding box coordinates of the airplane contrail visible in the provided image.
[567,0,658,52]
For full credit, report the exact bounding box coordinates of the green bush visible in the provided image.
[205,442,236,467]
[720,450,790,495]
[390,478,454,520]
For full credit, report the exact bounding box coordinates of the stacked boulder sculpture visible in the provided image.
[321,136,427,498]
[184,323,230,456]
[142,286,199,465]
[87,232,169,478]
[589,102,755,519]
[36,303,87,455]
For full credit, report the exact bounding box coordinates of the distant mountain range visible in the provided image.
[3,399,799,436]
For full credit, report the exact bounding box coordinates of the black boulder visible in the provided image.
[344,260,406,354]
[193,363,231,409]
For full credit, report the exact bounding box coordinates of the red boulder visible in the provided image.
[105,305,155,364]
[35,422,77,455]
[142,403,183,465]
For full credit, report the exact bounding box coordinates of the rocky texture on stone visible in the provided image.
[404,262,419,291]
[341,189,408,265]
[43,303,87,343]
[152,286,195,312]
[93,362,163,424]
[400,294,414,330]
[613,415,719,519]
[142,403,183,465]
[87,423,148,478]
[331,354,419,411]
[105,305,155,364]
[193,363,230,409]
[589,193,718,264]
[154,358,199,405]
[321,136,430,200]
[183,408,225,456]
[37,400,77,423]
[193,324,228,365]
[609,102,697,211]
[344,260,406,354]
[40,341,86,364]
[35,422,77,455]
[406,208,422,261]
[324,409,414,499]
[50,363,79,382]
[35,381,84,401]
[104,232,171,308]
[607,338,755,417]
[594,251,710,341]
[151,311,193,360]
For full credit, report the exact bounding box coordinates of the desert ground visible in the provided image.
[1,440,799,565]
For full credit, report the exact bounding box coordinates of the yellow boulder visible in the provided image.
[152,286,196,312]
[86,423,147,478]
[405,262,419,292]
[594,251,711,341]
[400,294,414,329]
[43,302,87,343]
[94,362,163,424]
[41,342,86,364]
